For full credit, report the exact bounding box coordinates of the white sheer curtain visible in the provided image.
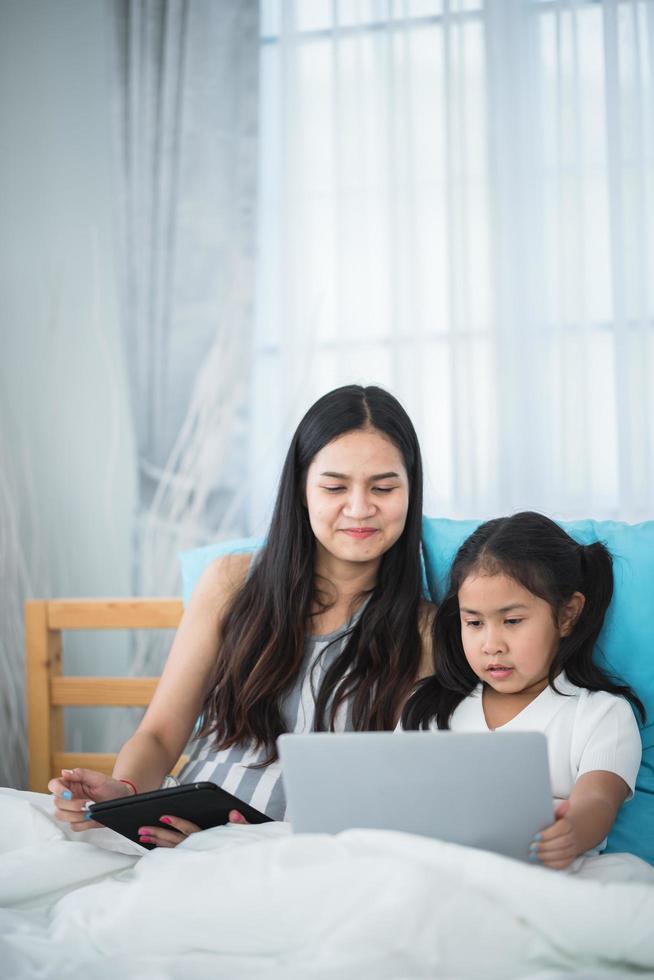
[113,0,260,606]
[251,0,654,532]
[95,0,260,747]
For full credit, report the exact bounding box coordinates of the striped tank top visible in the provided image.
[178,607,364,821]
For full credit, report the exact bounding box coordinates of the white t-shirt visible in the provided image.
[448,672,642,805]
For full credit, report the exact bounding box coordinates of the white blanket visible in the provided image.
[1,788,653,979]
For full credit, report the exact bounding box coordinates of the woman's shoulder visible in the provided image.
[209,550,253,585]
[418,599,436,644]
[416,599,436,680]
[188,551,254,617]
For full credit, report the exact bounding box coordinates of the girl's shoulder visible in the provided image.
[556,674,640,729]
[559,676,642,792]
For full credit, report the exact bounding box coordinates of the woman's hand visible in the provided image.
[530,800,580,869]
[137,814,202,847]
[139,809,250,848]
[48,768,135,831]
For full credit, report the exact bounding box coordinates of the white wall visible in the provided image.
[0,0,138,775]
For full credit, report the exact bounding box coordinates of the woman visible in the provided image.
[50,385,433,844]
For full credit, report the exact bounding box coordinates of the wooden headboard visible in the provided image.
[25,598,184,793]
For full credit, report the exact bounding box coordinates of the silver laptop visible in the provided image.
[278,731,553,863]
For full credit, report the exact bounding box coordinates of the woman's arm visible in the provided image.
[50,552,251,828]
[113,552,251,788]
[532,770,630,870]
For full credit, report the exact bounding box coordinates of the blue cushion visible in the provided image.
[422,515,654,865]
[179,518,654,864]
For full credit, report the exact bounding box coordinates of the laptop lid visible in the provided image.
[278,731,553,863]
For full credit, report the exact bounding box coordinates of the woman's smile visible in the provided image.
[341,527,379,539]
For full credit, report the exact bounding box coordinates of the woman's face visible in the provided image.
[304,427,410,571]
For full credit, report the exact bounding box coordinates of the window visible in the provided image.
[251,0,654,531]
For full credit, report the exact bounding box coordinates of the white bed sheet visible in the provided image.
[1,787,653,979]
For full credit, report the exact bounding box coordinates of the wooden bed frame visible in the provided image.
[25,598,184,793]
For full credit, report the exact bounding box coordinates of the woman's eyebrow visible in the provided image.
[319,470,400,480]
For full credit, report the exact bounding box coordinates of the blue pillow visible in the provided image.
[421,515,654,865]
[179,518,654,864]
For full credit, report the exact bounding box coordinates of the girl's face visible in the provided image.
[458,572,583,698]
[304,427,410,572]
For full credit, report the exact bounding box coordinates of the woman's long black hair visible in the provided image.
[197,384,424,762]
[402,511,645,730]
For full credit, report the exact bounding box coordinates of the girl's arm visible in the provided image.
[49,552,251,829]
[532,770,630,870]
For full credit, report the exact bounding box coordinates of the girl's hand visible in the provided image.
[138,809,249,847]
[48,768,135,831]
[529,800,580,869]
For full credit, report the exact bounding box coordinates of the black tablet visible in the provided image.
[88,781,273,848]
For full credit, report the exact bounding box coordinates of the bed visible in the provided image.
[6,514,654,978]
[2,783,653,979]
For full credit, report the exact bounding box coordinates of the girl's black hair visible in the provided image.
[198,384,424,762]
[402,511,645,730]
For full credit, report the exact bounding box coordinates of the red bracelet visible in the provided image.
[118,777,138,796]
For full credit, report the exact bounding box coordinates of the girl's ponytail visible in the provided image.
[571,541,613,655]
[556,541,646,723]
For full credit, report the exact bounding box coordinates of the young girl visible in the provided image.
[403,511,645,872]
[51,385,434,845]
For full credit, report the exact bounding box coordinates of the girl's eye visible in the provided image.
[505,618,523,626]
[322,485,345,493]
[464,620,482,629]
[372,486,396,494]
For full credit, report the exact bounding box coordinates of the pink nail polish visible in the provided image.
[139,836,153,844]
[159,816,172,824]
[137,827,149,835]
